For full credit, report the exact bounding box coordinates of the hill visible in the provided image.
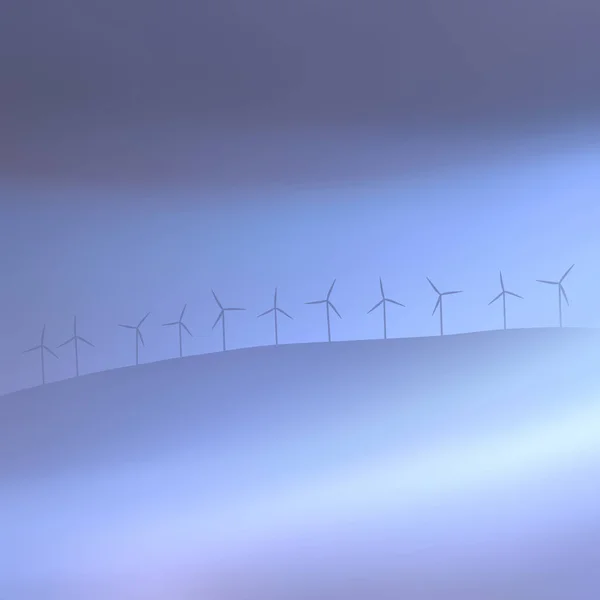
[2,328,600,599]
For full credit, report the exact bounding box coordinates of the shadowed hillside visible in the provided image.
[3,327,600,599]
[3,327,600,480]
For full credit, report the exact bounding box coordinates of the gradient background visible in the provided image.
[2,0,600,395]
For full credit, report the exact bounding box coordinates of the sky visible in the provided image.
[2,0,600,134]
[2,0,600,395]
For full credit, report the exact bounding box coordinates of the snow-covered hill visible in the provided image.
[2,328,600,599]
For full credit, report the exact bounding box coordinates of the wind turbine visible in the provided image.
[163,304,192,358]
[57,316,94,376]
[305,279,341,342]
[427,277,462,336]
[367,277,405,339]
[258,287,293,345]
[537,264,574,328]
[488,271,523,330]
[212,290,245,351]
[118,312,150,365]
[23,325,58,385]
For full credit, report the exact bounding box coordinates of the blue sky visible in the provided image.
[2,119,599,394]
[2,0,600,395]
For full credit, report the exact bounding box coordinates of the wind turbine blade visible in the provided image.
[379,277,385,298]
[212,312,223,329]
[257,308,274,318]
[536,279,557,285]
[560,285,569,305]
[138,312,150,327]
[327,279,336,299]
[426,277,440,294]
[137,330,145,346]
[367,299,384,314]
[305,300,326,305]
[432,297,441,316]
[277,308,293,319]
[180,304,187,320]
[78,336,95,347]
[274,287,278,304]
[23,345,41,354]
[488,292,503,305]
[225,307,245,311]
[40,325,46,344]
[560,264,575,282]
[43,345,59,359]
[505,291,523,299]
[181,323,193,337]
[386,298,405,307]
[162,321,178,327]
[57,336,75,348]
[499,271,505,291]
[329,302,342,319]
[118,324,136,329]
[211,290,223,309]
[443,290,462,295]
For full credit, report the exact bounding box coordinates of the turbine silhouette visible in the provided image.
[537,264,574,328]
[163,304,192,358]
[258,287,293,345]
[23,325,58,385]
[57,316,94,376]
[118,312,150,365]
[306,279,341,342]
[212,290,245,351]
[367,277,405,339]
[488,271,523,330]
[427,277,462,336]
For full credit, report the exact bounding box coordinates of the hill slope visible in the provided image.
[2,328,600,599]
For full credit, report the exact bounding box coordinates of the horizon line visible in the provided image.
[4,325,597,398]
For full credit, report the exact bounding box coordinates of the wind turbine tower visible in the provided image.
[488,271,523,330]
[258,287,293,345]
[367,277,405,339]
[57,316,94,376]
[118,312,150,365]
[427,277,462,336]
[212,290,245,351]
[306,279,341,342]
[163,304,193,358]
[537,264,574,328]
[23,325,58,385]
